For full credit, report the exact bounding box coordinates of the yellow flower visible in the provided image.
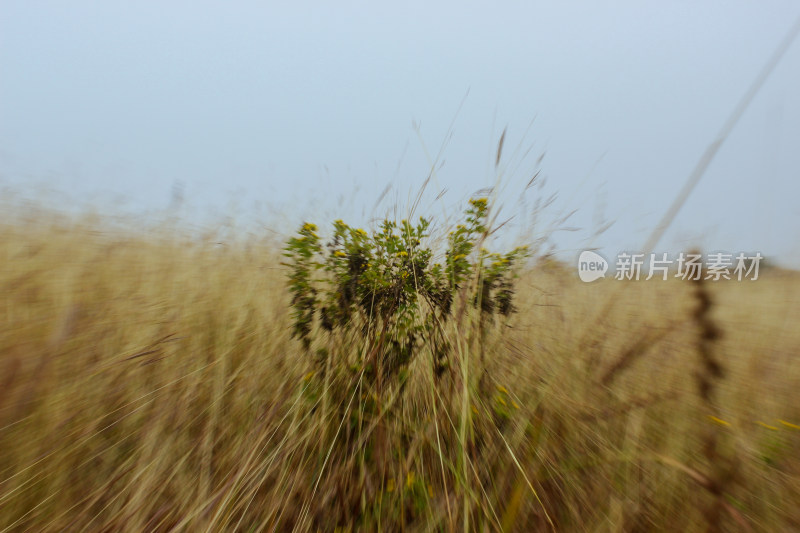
[302,371,314,382]
[496,385,508,394]
[356,228,367,237]
[334,250,346,258]
[301,222,317,232]
[512,401,520,409]
[397,250,408,257]
[708,415,730,427]
[470,197,488,207]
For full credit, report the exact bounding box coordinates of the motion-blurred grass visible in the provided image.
[1,210,798,532]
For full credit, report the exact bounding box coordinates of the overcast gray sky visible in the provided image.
[2,1,799,266]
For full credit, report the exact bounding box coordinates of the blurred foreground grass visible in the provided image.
[1,212,799,532]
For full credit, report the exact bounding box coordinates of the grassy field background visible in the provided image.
[1,209,799,532]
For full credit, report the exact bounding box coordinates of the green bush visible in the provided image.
[283,197,528,384]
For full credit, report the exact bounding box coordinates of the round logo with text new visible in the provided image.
[578,251,608,282]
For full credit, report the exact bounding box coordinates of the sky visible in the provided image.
[2,1,800,267]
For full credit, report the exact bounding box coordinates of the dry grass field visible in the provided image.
[1,210,798,532]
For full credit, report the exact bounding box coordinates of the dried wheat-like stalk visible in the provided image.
[690,257,739,532]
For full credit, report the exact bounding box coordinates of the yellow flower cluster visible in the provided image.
[496,385,520,409]
[469,197,488,208]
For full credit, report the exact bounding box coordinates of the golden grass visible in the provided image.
[1,212,799,532]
